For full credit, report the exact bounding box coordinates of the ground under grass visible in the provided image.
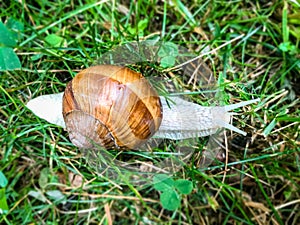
[0,1,299,224]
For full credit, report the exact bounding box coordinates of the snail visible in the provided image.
[27,65,260,150]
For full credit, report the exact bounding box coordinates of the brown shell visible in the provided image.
[62,65,162,149]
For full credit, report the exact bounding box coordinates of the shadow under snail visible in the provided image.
[27,65,260,150]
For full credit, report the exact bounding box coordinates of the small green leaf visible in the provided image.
[158,42,178,57]
[153,174,174,192]
[6,18,24,31]
[0,172,8,188]
[45,34,64,47]
[160,56,176,68]
[206,194,219,211]
[160,189,180,211]
[279,42,289,52]
[128,19,149,35]
[174,179,193,195]
[28,190,47,203]
[39,168,50,189]
[0,188,9,213]
[137,18,149,31]
[0,22,16,47]
[0,47,21,71]
[46,190,66,204]
[6,18,24,41]
[127,27,135,35]
[31,53,44,61]
[279,42,297,53]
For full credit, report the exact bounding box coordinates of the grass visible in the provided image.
[1,0,300,224]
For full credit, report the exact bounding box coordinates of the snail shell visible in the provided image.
[62,65,162,149]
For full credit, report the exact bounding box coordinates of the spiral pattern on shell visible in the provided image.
[62,65,163,149]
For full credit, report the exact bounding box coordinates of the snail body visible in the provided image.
[27,65,259,150]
